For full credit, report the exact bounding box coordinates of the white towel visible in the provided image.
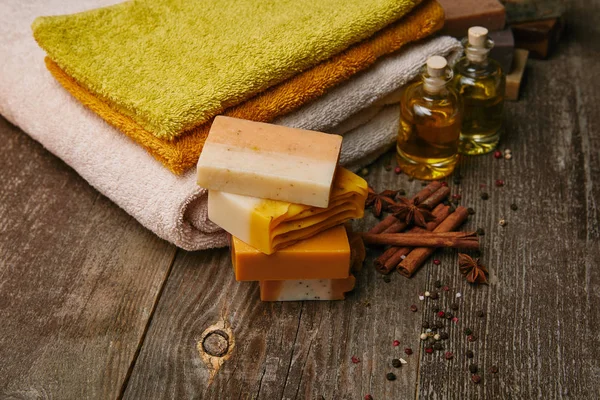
[0,0,462,250]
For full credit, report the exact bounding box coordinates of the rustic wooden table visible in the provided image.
[1,5,599,400]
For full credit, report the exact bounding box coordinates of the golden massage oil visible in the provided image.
[453,26,505,155]
[396,56,462,180]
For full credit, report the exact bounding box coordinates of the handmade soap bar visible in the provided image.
[505,49,529,101]
[499,0,564,24]
[197,116,342,208]
[512,18,563,59]
[489,28,515,74]
[439,0,506,38]
[231,226,351,281]
[259,275,356,301]
[209,167,367,254]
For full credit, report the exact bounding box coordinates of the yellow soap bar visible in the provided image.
[210,167,367,254]
[259,275,356,301]
[231,225,351,281]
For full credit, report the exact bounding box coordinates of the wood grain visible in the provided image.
[0,117,177,399]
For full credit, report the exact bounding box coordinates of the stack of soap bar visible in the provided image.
[209,167,367,254]
[197,116,343,208]
[499,0,564,24]
[505,49,529,101]
[511,18,563,59]
[438,0,506,38]
[489,28,515,74]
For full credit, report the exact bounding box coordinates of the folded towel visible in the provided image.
[44,0,445,174]
[33,0,423,140]
[0,0,461,250]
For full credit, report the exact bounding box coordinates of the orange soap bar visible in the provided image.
[231,225,350,281]
[439,0,506,38]
[259,275,356,301]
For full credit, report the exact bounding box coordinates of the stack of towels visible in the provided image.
[0,0,462,250]
[197,116,368,301]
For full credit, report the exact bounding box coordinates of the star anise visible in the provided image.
[458,253,489,284]
[365,187,398,217]
[389,197,435,228]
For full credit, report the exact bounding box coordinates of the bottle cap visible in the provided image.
[468,26,488,48]
[426,56,447,77]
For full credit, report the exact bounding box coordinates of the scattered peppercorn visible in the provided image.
[435,322,445,329]
[386,372,396,381]
[404,348,413,355]
[477,310,485,318]
[499,219,507,226]
[504,153,512,160]
[394,166,401,174]
[352,356,361,364]
[441,181,448,187]
[392,359,402,368]
[443,286,450,292]
[464,328,473,335]
[450,303,459,310]
[420,333,428,340]
[468,334,477,342]
[364,395,374,400]
[471,374,481,384]
[433,334,441,341]
[424,291,431,297]
[425,347,434,354]
[434,280,442,288]
[466,350,474,358]
[490,365,499,374]
[437,311,445,318]
[440,332,449,340]
[480,192,489,200]
[430,291,439,300]
[510,203,518,211]
[451,317,459,323]
[452,193,462,200]
[445,312,454,320]
[445,351,454,360]
[493,150,502,159]
[495,179,504,187]
[410,304,418,312]
[433,259,441,265]
[384,164,392,171]
[469,364,478,373]
[422,321,430,329]
[383,275,391,283]
[432,306,440,313]
[468,207,476,215]
[433,343,444,351]
[393,340,400,347]
[476,228,485,236]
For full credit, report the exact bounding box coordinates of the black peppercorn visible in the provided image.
[422,321,430,329]
[480,192,489,200]
[468,207,476,215]
[433,343,444,351]
[510,203,518,211]
[410,304,418,312]
[440,332,449,340]
[471,374,482,384]
[432,306,440,313]
[490,365,499,374]
[386,372,396,381]
[430,291,439,300]
[434,280,442,288]
[383,275,391,283]
[450,303,459,310]
[476,310,485,318]
[464,328,473,335]
[445,312,454,320]
[469,364,478,373]
[466,350,474,358]
[392,359,402,368]
[476,228,485,236]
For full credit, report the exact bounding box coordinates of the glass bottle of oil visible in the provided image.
[453,26,505,155]
[396,56,462,180]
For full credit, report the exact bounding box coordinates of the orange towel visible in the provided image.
[46,0,444,175]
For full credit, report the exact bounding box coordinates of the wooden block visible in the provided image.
[439,0,506,38]
[505,49,529,101]
[489,28,515,74]
[499,0,564,24]
[512,18,563,59]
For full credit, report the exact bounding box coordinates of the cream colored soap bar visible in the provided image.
[197,116,343,208]
[209,168,367,254]
[259,275,356,301]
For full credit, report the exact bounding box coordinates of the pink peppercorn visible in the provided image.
[404,348,413,355]
[351,356,360,364]
[365,395,374,400]
[393,340,400,347]
[452,194,461,200]
[493,151,502,159]
[394,166,401,174]
[425,347,434,354]
[495,179,505,187]
[445,351,454,360]
[437,311,445,318]
[441,181,448,187]
[443,286,450,292]
[433,259,441,265]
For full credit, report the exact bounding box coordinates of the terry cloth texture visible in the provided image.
[0,0,460,250]
[32,0,423,140]
[43,0,445,175]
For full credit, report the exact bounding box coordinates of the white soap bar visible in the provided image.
[259,276,355,301]
[197,116,342,208]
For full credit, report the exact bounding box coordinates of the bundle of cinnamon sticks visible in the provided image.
[364,182,475,277]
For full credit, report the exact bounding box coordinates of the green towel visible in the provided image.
[33,0,422,140]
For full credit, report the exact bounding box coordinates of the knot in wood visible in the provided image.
[202,329,229,357]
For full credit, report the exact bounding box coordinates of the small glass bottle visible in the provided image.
[453,26,505,155]
[396,56,462,180]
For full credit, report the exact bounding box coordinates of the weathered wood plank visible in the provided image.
[0,117,177,399]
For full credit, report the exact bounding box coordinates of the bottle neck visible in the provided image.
[466,47,489,64]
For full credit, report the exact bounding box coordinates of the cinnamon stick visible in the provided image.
[362,231,479,249]
[367,181,442,234]
[397,206,470,278]
[374,204,450,274]
[420,186,451,210]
